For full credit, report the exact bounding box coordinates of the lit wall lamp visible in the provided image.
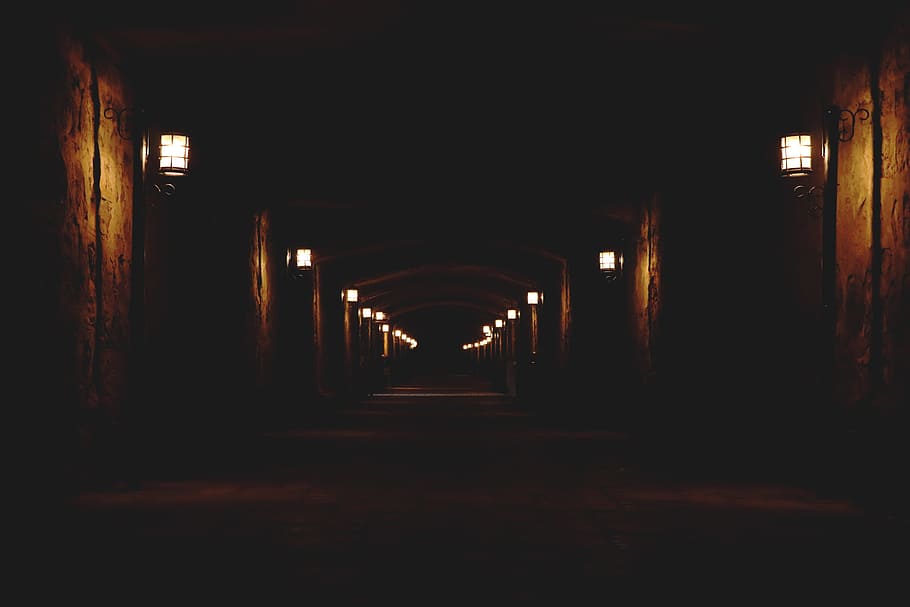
[360,307,373,320]
[781,106,869,198]
[343,289,358,303]
[505,308,518,360]
[153,132,191,197]
[288,247,313,276]
[527,291,541,359]
[374,311,386,321]
[102,108,191,198]
[780,104,870,403]
[158,132,190,176]
[598,249,623,280]
[780,133,814,177]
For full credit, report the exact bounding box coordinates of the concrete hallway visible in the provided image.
[46,374,905,604]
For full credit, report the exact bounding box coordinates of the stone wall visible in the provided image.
[41,28,135,486]
[631,194,661,395]
[249,208,279,402]
[878,15,910,412]
[833,55,875,408]
[831,11,910,412]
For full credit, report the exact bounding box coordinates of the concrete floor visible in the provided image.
[41,376,906,603]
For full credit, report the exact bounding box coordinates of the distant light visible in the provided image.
[599,250,617,272]
[289,247,312,270]
[394,329,402,337]
[507,308,518,320]
[381,323,390,333]
[483,325,492,336]
[374,311,386,321]
[494,318,504,329]
[361,307,373,319]
[343,289,358,302]
[527,291,540,305]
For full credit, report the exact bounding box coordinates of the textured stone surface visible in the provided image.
[632,194,660,389]
[249,208,277,394]
[834,54,874,408]
[59,32,98,412]
[95,42,134,417]
[51,30,134,484]
[879,14,910,410]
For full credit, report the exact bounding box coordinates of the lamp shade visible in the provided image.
[599,250,617,272]
[159,132,190,176]
[291,248,312,270]
[780,134,812,176]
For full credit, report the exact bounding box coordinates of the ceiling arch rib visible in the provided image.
[313,238,571,353]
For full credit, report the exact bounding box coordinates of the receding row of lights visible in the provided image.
[342,289,417,349]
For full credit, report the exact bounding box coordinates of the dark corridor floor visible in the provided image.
[44,375,906,603]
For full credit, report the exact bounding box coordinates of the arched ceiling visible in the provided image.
[313,239,572,354]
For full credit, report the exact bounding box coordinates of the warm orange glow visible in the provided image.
[361,307,372,319]
[507,309,518,320]
[381,323,390,333]
[780,134,812,176]
[344,289,358,302]
[494,318,504,329]
[159,133,190,176]
[394,329,402,337]
[374,311,386,321]
[483,325,492,336]
[527,291,540,305]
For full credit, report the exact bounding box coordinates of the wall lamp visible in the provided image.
[153,132,190,197]
[287,247,313,277]
[342,289,359,303]
[780,104,870,401]
[781,106,869,198]
[103,107,191,198]
[527,291,542,305]
[598,249,623,280]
